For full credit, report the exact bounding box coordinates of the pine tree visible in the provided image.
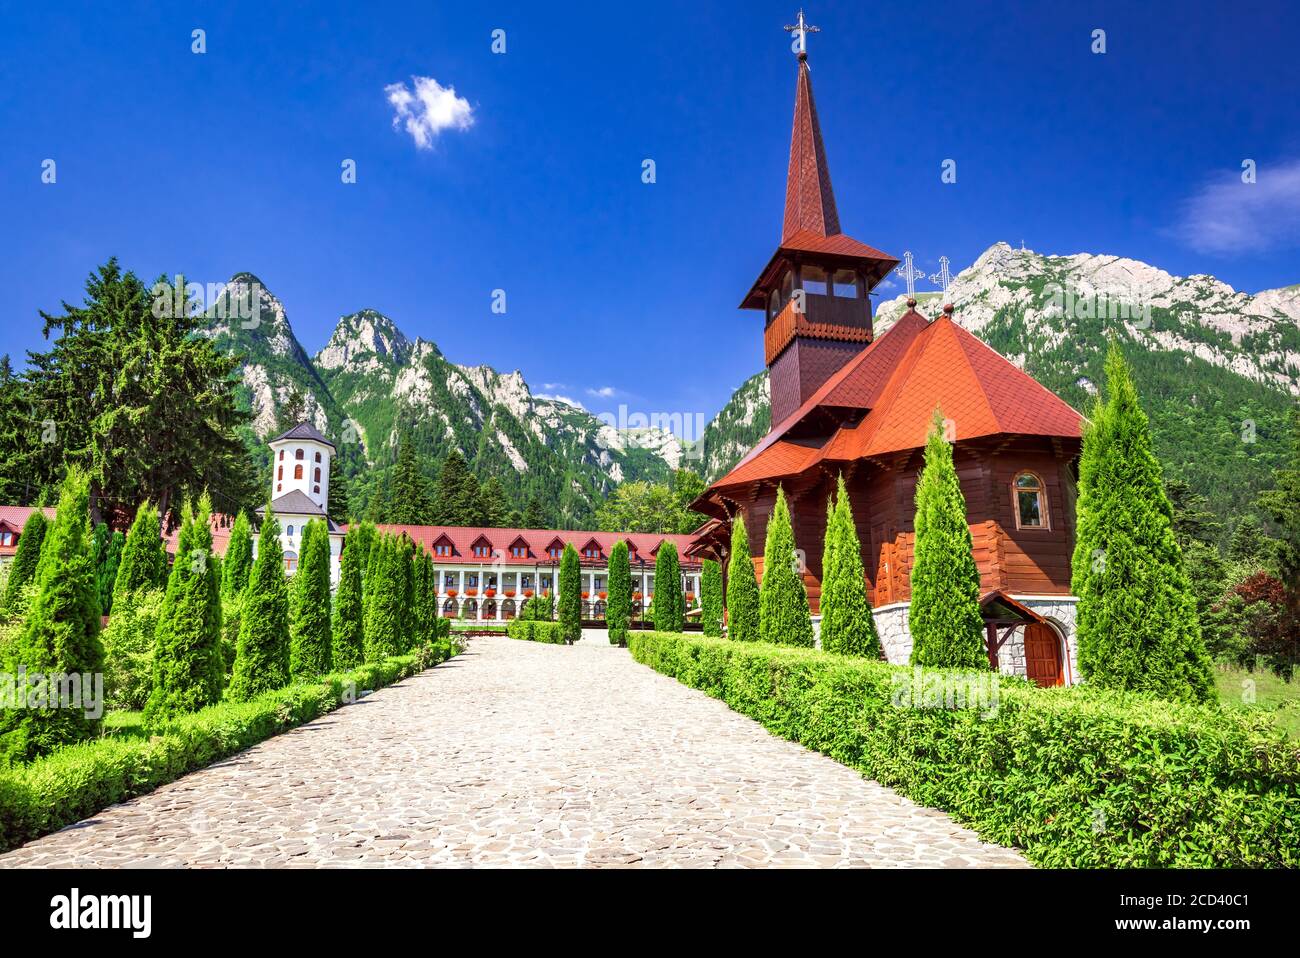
[221,510,254,600]
[908,410,986,669]
[289,519,333,678]
[820,475,880,657]
[606,540,632,645]
[1071,342,1214,702]
[0,468,104,762]
[559,542,582,643]
[1249,405,1299,668]
[112,501,166,609]
[391,431,434,524]
[700,559,723,637]
[523,496,547,529]
[759,487,813,646]
[1228,514,1267,564]
[480,476,511,528]
[332,525,366,670]
[144,494,224,722]
[726,515,760,641]
[327,455,351,525]
[2,508,47,610]
[228,510,290,701]
[432,450,482,525]
[652,541,685,632]
[363,534,402,660]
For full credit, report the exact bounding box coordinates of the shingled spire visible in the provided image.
[782,54,840,241]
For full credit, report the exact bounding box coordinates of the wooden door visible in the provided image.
[1023,623,1063,687]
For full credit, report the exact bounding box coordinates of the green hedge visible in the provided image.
[628,631,1300,868]
[506,620,567,645]
[0,646,457,853]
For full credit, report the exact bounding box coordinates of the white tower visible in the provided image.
[269,422,334,513]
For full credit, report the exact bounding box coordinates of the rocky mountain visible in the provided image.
[699,372,771,483]
[205,280,680,526]
[701,243,1299,534]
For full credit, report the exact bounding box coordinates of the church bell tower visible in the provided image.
[742,10,899,426]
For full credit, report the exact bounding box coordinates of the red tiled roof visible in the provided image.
[373,525,702,568]
[779,228,898,264]
[164,513,238,558]
[705,309,1084,495]
[0,506,56,556]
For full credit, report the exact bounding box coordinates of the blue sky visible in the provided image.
[2,0,1297,431]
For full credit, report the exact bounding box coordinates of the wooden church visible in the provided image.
[687,16,1086,687]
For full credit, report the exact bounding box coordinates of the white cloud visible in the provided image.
[385,76,474,150]
[537,393,586,410]
[1171,159,1300,255]
[541,382,566,391]
[586,386,617,398]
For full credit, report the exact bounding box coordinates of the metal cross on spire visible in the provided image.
[929,256,953,295]
[784,9,820,59]
[895,251,923,300]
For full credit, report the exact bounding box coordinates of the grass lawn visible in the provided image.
[1214,664,1300,738]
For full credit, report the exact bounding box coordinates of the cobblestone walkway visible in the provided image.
[0,636,1027,868]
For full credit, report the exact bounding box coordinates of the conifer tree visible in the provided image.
[112,501,166,612]
[332,525,366,670]
[228,510,290,700]
[523,496,547,529]
[606,540,631,645]
[144,494,224,721]
[363,534,402,660]
[700,559,723,637]
[391,431,434,524]
[820,475,880,657]
[3,508,48,609]
[351,521,377,594]
[221,510,254,600]
[479,476,510,528]
[1228,514,1267,565]
[95,529,125,615]
[559,542,582,643]
[327,455,351,525]
[0,468,104,762]
[726,515,760,641]
[652,541,685,632]
[414,549,440,646]
[759,487,813,646]
[1071,343,1214,702]
[398,534,417,651]
[289,519,333,678]
[908,410,986,668]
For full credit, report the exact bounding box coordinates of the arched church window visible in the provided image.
[277,465,283,480]
[832,269,858,298]
[314,467,321,482]
[279,450,284,461]
[287,525,295,536]
[315,451,322,462]
[295,449,304,460]
[294,465,303,480]
[1013,472,1048,529]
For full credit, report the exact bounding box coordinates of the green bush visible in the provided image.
[628,631,1300,868]
[101,588,164,711]
[506,619,566,644]
[606,541,631,646]
[725,515,759,641]
[759,486,813,646]
[559,543,581,643]
[0,650,449,852]
[288,519,332,679]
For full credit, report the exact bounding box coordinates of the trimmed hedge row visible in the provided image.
[506,619,567,644]
[0,643,458,852]
[628,631,1300,868]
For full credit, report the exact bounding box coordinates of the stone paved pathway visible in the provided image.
[0,636,1027,868]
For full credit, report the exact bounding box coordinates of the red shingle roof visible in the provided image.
[373,525,702,568]
[783,58,839,241]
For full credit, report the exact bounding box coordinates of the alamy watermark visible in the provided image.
[890,666,1001,719]
[0,667,104,720]
[1041,279,1153,329]
[150,276,263,329]
[595,404,707,462]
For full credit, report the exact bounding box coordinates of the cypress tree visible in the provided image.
[414,549,440,646]
[221,510,254,600]
[399,534,417,652]
[759,487,813,646]
[112,501,166,608]
[652,541,684,632]
[289,519,333,678]
[726,515,760,641]
[96,529,125,615]
[559,542,582,643]
[351,521,377,594]
[228,510,290,700]
[1071,343,1214,702]
[606,540,631,645]
[3,509,48,609]
[144,494,224,722]
[820,475,880,657]
[332,525,366,670]
[0,468,104,762]
[700,559,723,637]
[908,410,986,668]
[363,534,402,660]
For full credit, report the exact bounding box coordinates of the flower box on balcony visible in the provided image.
[446,590,458,598]
[466,588,479,597]
[504,589,516,597]
[598,591,608,600]
[632,592,642,601]
[581,591,590,600]
[685,593,696,602]
[484,588,497,598]
[523,588,535,598]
